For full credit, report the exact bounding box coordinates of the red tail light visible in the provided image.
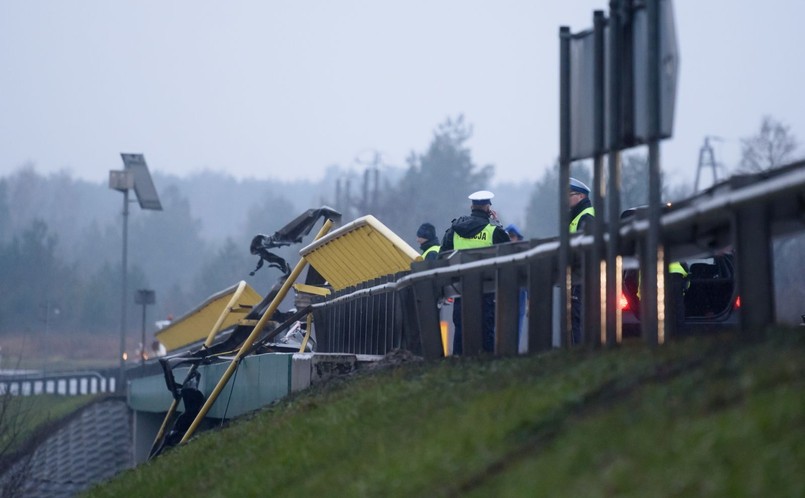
[619,292,630,311]
[734,295,741,309]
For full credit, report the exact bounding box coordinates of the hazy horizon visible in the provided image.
[2,1,804,186]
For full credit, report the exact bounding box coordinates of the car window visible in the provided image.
[685,257,715,266]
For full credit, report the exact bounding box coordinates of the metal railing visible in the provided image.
[0,368,119,396]
[313,273,407,355]
[309,161,805,359]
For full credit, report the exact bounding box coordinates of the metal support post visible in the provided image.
[559,26,572,347]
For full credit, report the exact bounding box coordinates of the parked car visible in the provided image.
[619,205,741,336]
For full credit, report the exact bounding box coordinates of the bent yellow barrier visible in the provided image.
[180,218,335,444]
[154,282,261,352]
[149,280,250,458]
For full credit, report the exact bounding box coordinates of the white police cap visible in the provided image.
[569,178,591,195]
[468,190,494,205]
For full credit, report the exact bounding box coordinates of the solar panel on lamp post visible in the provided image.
[109,154,162,391]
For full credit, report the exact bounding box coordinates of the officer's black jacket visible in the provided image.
[440,209,510,253]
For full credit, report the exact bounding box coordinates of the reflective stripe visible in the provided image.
[569,207,595,233]
[453,224,496,250]
[637,261,689,299]
[668,261,688,278]
[422,245,441,258]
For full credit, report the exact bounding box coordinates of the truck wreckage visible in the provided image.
[149,206,341,458]
[148,207,422,459]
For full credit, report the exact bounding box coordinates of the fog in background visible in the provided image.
[2,1,804,185]
[1,1,804,362]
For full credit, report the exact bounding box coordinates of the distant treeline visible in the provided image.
[2,115,801,339]
[0,116,538,337]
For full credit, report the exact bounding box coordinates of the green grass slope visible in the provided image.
[87,330,804,497]
[2,394,97,453]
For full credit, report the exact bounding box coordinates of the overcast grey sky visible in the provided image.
[1,1,804,187]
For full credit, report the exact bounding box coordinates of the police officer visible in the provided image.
[416,222,441,261]
[441,190,510,354]
[667,261,689,334]
[568,178,595,345]
[634,260,689,335]
[504,223,525,242]
[621,207,690,336]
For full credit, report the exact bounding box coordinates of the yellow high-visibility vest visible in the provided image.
[453,224,496,250]
[638,261,689,299]
[569,207,595,233]
[422,245,441,258]
[668,261,688,278]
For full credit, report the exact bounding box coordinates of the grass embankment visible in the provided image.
[87,329,803,497]
[1,395,97,456]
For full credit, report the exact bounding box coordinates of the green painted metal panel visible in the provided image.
[128,367,190,412]
[128,353,292,418]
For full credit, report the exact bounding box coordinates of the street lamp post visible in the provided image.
[135,290,155,367]
[109,170,134,385]
[109,153,162,389]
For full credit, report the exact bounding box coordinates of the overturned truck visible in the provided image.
[148,206,425,459]
[149,207,341,458]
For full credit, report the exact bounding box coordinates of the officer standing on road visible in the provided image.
[416,223,441,261]
[441,190,510,354]
[568,178,595,345]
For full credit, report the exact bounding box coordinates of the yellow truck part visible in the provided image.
[154,282,262,352]
[299,215,421,291]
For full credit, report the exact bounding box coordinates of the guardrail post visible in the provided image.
[457,252,486,356]
[734,205,775,335]
[398,285,422,355]
[495,244,521,355]
[313,291,335,352]
[582,239,600,347]
[367,277,382,355]
[410,260,447,359]
[391,273,407,353]
[527,252,556,352]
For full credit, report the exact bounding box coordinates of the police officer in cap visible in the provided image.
[440,190,510,252]
[568,177,595,345]
[569,178,594,234]
[441,190,510,354]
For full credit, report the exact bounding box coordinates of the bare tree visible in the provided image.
[737,116,799,173]
[0,357,36,497]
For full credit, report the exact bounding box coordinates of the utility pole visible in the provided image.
[694,136,722,193]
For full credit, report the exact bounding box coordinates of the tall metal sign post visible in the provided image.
[605,4,624,347]
[558,26,572,347]
[109,154,162,388]
[558,0,679,346]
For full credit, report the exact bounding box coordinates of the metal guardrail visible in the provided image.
[0,368,118,396]
[312,273,408,355]
[309,161,805,359]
